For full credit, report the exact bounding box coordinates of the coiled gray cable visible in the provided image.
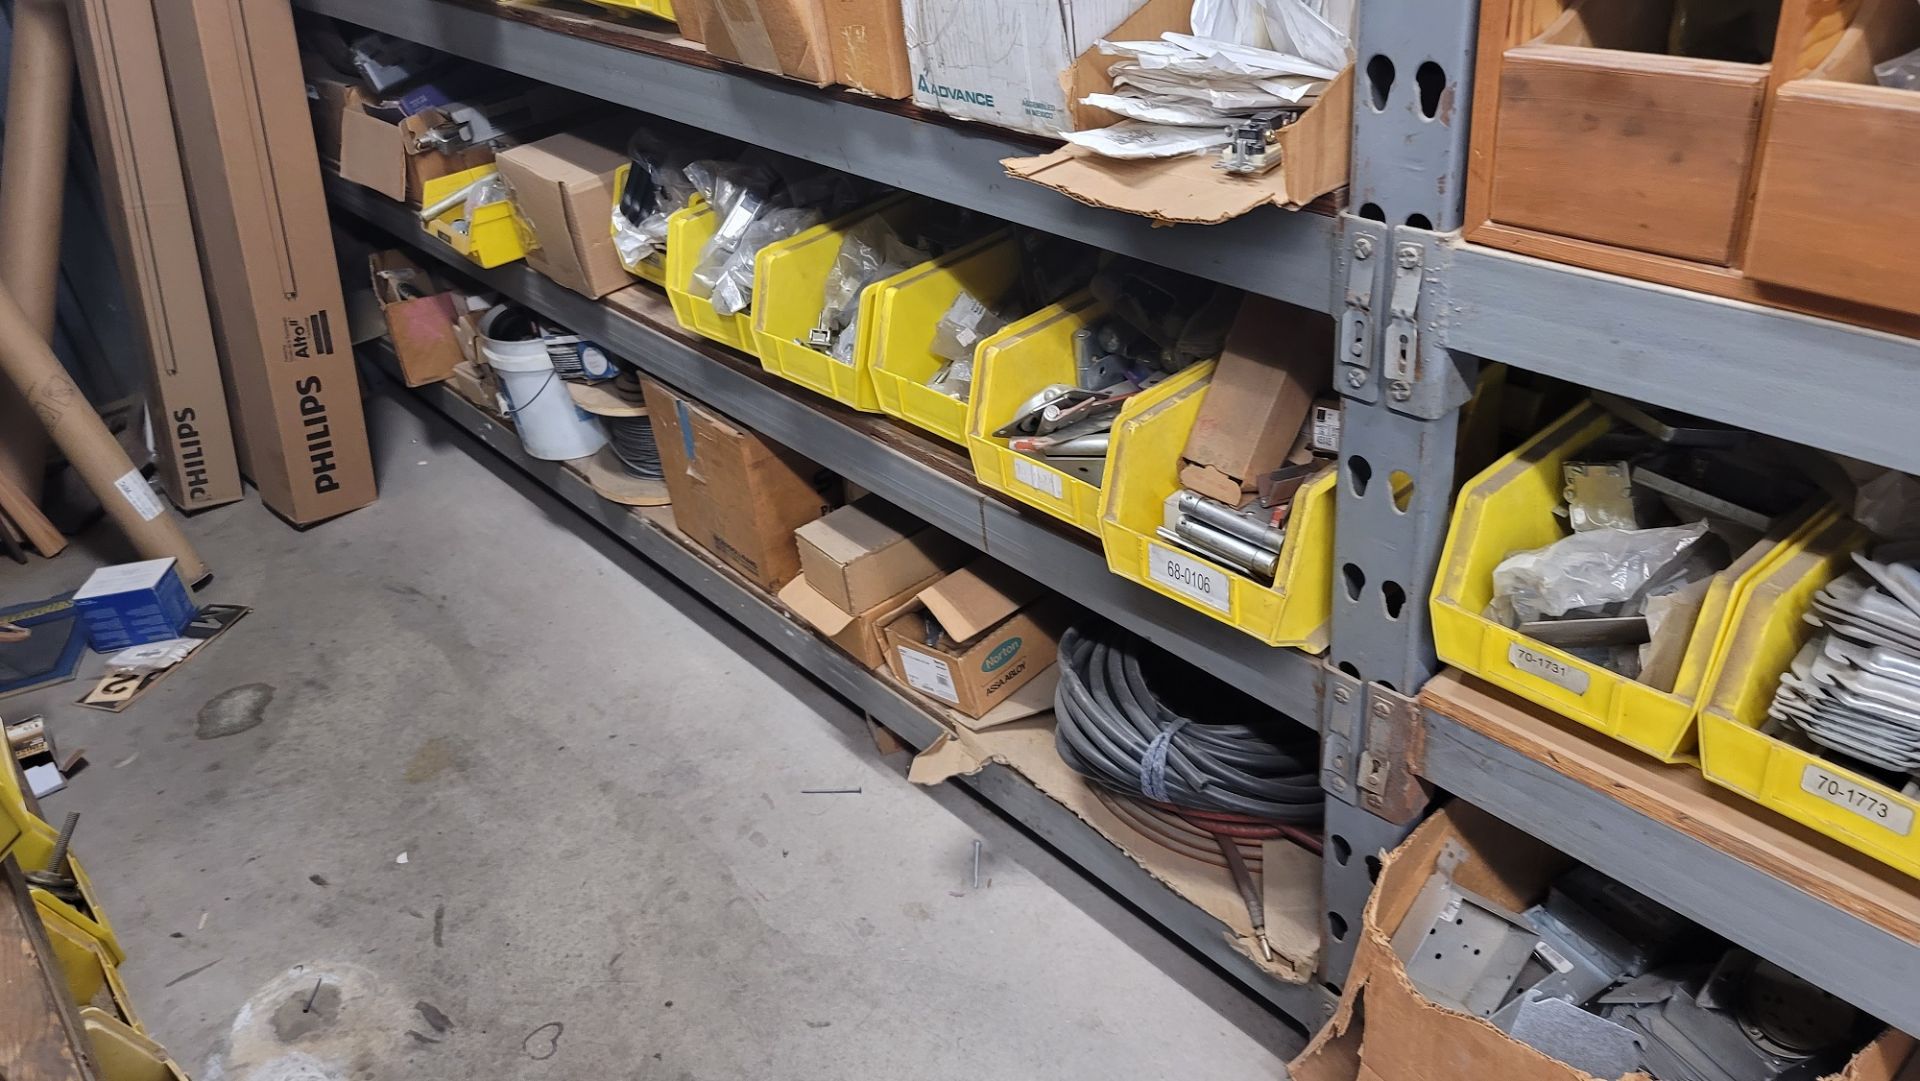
[606,415,663,479]
[1052,622,1322,823]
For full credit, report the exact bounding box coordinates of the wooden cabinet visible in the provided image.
[1466,0,1920,334]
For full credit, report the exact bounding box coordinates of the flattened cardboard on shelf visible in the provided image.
[1002,69,1353,225]
[68,0,241,510]
[908,714,1320,980]
[1287,804,1917,1081]
[156,0,375,524]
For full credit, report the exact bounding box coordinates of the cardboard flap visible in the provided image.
[1001,68,1353,225]
[339,105,407,201]
[777,574,858,635]
[917,559,1041,642]
[907,729,991,785]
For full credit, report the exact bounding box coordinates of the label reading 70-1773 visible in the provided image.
[1800,764,1915,836]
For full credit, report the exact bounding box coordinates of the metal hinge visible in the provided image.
[1337,225,1383,405]
[1383,243,1424,406]
[1320,666,1431,824]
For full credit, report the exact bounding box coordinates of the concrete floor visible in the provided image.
[4,388,1301,1080]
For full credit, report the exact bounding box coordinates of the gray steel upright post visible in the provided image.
[1316,0,1484,989]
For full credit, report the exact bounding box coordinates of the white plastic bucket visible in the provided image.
[479,306,607,461]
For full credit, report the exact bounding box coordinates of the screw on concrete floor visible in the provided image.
[971,839,982,889]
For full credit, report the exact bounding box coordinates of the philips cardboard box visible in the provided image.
[68,0,241,511]
[496,130,632,299]
[157,0,376,524]
[882,560,1064,717]
[72,558,196,652]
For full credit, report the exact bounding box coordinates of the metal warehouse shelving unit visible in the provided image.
[302,0,1920,1039]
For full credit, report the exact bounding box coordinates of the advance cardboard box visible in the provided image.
[1180,296,1332,506]
[157,0,376,524]
[67,0,241,511]
[1289,804,1916,1081]
[700,0,832,85]
[882,559,1065,717]
[641,377,839,591]
[495,130,631,300]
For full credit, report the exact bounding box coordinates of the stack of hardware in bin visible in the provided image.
[609,123,737,284]
[1486,396,1817,686]
[800,204,993,366]
[915,234,1100,407]
[992,264,1237,489]
[1392,858,1877,1080]
[1764,548,1920,800]
[1052,618,1320,961]
[683,158,877,326]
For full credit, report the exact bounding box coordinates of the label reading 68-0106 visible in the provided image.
[1801,764,1915,836]
[1148,544,1231,614]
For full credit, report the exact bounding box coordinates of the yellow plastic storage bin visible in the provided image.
[0,756,124,964]
[41,908,141,1028]
[967,294,1213,535]
[751,195,952,411]
[1430,401,1826,762]
[578,0,674,20]
[663,197,758,355]
[867,232,1025,444]
[1693,514,1920,876]
[609,162,669,286]
[1098,372,1337,650]
[421,165,531,269]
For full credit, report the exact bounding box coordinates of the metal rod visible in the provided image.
[1174,517,1280,579]
[972,839,982,889]
[1178,490,1286,551]
[800,787,862,795]
[47,812,78,873]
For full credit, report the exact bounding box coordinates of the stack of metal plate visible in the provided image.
[1771,552,1920,779]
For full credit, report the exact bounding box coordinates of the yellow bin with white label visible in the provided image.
[1429,401,1826,762]
[966,294,1212,536]
[867,232,1023,445]
[1693,513,1920,877]
[664,197,758,356]
[1098,371,1336,650]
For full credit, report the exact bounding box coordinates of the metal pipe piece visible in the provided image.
[1174,517,1280,580]
[1177,490,1286,552]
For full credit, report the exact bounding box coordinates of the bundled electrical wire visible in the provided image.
[604,415,663,480]
[1054,621,1322,823]
[1054,619,1321,961]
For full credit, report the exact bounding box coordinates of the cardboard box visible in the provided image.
[370,252,466,387]
[337,93,495,206]
[303,64,359,166]
[881,560,1065,717]
[1289,804,1917,1081]
[1179,296,1332,506]
[822,0,910,98]
[495,130,631,299]
[641,377,839,590]
[157,0,376,525]
[701,0,832,85]
[72,558,196,652]
[902,0,1156,136]
[794,495,969,614]
[778,568,939,668]
[68,0,242,511]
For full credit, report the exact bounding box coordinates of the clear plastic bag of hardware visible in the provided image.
[1489,521,1710,626]
[1876,45,1920,89]
[929,290,1011,364]
[925,356,974,400]
[704,206,823,315]
[817,217,929,362]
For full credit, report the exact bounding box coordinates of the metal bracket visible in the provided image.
[1383,242,1424,403]
[1336,217,1391,405]
[1322,665,1430,824]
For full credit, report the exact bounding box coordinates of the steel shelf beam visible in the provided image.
[1439,240,1920,475]
[294,0,1339,307]
[371,349,1337,1025]
[327,176,1325,721]
[1422,706,1920,1035]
